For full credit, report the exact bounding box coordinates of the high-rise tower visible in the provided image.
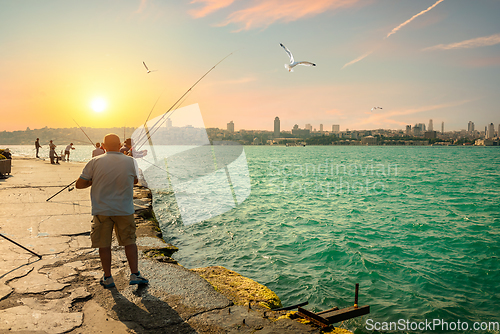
[468,121,474,133]
[274,117,280,138]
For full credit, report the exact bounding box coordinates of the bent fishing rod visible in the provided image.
[133,51,235,152]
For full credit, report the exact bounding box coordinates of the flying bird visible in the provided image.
[371,107,383,112]
[143,61,157,73]
[280,43,316,72]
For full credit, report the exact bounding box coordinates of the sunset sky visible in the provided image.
[1,0,499,132]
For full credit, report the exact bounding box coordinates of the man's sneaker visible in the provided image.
[100,275,115,288]
[130,272,149,285]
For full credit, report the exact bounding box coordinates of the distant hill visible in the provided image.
[0,127,137,145]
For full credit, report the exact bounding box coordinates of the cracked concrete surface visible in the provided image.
[0,158,324,333]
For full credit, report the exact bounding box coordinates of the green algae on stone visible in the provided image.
[191,266,282,309]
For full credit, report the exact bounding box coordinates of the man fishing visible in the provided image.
[64,143,75,161]
[49,140,60,164]
[76,133,148,288]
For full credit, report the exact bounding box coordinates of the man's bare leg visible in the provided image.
[99,247,112,277]
[125,244,138,273]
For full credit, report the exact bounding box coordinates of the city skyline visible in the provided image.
[1,1,500,132]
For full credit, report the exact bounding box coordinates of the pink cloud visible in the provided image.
[189,0,235,18]
[189,0,364,31]
[136,0,148,13]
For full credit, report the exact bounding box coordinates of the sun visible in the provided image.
[90,98,107,113]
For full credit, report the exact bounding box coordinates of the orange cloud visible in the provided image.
[423,33,500,51]
[190,0,364,31]
[359,99,474,126]
[189,0,235,18]
[385,0,444,39]
[341,51,373,69]
[136,0,148,13]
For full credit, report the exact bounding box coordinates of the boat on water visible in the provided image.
[286,142,306,147]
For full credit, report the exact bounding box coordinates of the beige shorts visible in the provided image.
[91,214,136,248]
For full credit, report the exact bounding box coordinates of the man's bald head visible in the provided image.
[103,134,121,152]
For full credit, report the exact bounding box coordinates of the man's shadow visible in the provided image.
[108,277,197,334]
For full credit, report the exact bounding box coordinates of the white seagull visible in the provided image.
[371,107,383,112]
[280,43,316,72]
[143,61,157,74]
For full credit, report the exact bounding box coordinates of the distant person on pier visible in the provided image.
[120,138,132,155]
[49,140,60,164]
[64,143,75,161]
[120,138,147,158]
[92,142,105,158]
[76,133,148,288]
[35,138,42,158]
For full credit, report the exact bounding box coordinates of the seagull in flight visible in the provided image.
[143,61,157,74]
[280,43,316,72]
[371,107,383,112]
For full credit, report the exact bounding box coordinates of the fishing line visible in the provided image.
[72,119,95,146]
[134,51,234,151]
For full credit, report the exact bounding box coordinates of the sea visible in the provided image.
[6,144,500,333]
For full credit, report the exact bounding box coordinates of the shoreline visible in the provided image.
[133,184,285,311]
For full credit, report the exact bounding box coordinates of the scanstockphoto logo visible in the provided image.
[130,103,251,226]
[267,159,397,196]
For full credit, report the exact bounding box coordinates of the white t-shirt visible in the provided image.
[65,144,73,152]
[80,152,137,216]
[92,147,105,157]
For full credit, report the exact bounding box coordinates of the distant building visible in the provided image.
[441,122,444,134]
[406,125,412,136]
[292,128,310,138]
[487,123,495,139]
[320,124,323,133]
[332,124,340,133]
[293,124,299,130]
[166,118,172,128]
[424,131,437,139]
[361,135,377,145]
[305,124,312,131]
[428,119,433,132]
[274,117,280,138]
[413,123,425,136]
[498,124,500,138]
[468,121,474,133]
[476,138,496,146]
[227,121,234,133]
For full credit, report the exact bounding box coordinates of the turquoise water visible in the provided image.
[6,144,500,332]
[153,146,500,333]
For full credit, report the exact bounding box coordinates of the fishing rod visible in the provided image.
[46,180,76,201]
[73,119,95,146]
[0,233,42,259]
[135,92,165,150]
[134,51,235,152]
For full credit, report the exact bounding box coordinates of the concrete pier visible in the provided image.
[0,157,324,333]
